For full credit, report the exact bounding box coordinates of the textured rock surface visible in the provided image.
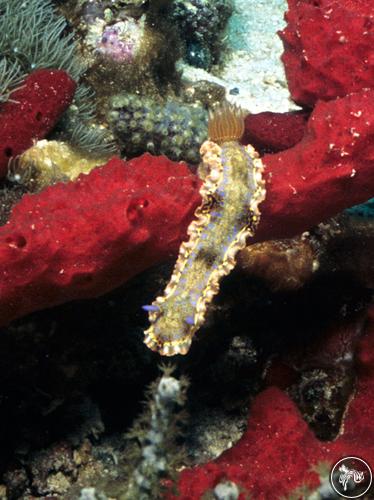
[0,70,76,178]
[280,0,374,107]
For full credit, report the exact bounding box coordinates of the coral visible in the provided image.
[78,0,181,96]
[10,140,112,190]
[107,94,208,163]
[0,0,115,157]
[96,19,145,62]
[279,0,374,107]
[0,69,76,179]
[144,106,265,356]
[124,370,187,499]
[174,305,374,499]
[0,154,200,326]
[171,0,233,69]
[241,110,309,154]
[256,88,374,241]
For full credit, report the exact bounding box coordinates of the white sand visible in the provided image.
[181,0,299,113]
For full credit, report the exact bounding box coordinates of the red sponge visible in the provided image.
[0,155,201,325]
[174,306,374,499]
[241,111,309,153]
[0,69,76,177]
[279,0,374,107]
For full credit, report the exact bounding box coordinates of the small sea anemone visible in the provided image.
[208,103,246,143]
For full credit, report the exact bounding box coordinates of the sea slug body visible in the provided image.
[144,104,266,356]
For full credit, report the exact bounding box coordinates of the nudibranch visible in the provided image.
[143,103,266,356]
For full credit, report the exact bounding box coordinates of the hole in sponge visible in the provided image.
[5,234,27,249]
[127,198,149,222]
[71,273,94,286]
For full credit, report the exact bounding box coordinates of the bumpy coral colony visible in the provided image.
[143,105,266,356]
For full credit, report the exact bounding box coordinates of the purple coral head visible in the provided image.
[96,20,142,63]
